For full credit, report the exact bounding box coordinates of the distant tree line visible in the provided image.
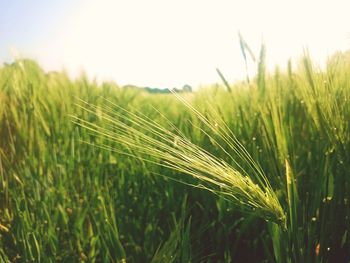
[143,84,192,94]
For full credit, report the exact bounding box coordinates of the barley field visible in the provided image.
[0,51,349,262]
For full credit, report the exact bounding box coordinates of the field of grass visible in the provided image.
[0,51,349,262]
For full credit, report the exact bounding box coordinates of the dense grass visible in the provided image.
[0,51,349,262]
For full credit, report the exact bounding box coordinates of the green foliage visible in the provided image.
[0,50,349,262]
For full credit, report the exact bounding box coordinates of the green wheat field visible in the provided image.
[0,50,349,262]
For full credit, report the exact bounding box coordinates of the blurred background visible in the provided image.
[1,0,349,88]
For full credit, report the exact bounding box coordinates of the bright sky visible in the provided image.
[1,0,349,88]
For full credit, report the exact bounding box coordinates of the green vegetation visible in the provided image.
[0,50,349,262]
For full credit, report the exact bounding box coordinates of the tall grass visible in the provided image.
[0,49,349,262]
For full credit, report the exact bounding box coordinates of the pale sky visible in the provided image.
[1,0,349,88]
